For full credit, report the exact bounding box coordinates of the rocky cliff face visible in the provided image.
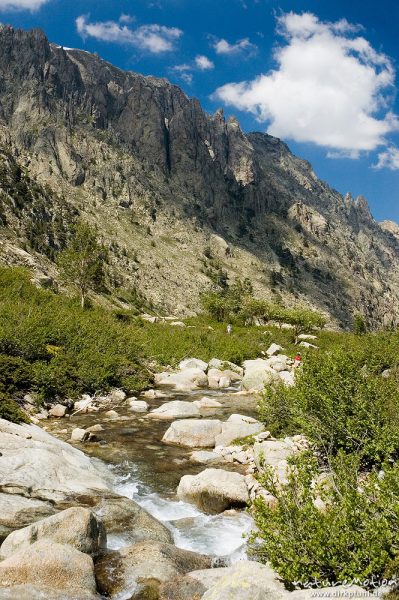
[0,25,398,327]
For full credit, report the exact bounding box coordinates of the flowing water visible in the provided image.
[46,387,258,562]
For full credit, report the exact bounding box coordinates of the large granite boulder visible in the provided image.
[91,495,173,544]
[162,420,222,448]
[0,540,96,596]
[156,369,208,391]
[179,358,208,372]
[208,359,243,375]
[0,586,97,600]
[200,560,287,599]
[148,401,201,420]
[241,360,279,391]
[0,507,106,560]
[214,414,264,447]
[95,540,212,598]
[0,419,111,503]
[193,397,222,417]
[253,439,295,484]
[161,561,286,599]
[177,468,250,513]
[0,493,56,542]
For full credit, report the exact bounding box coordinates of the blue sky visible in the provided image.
[1,0,399,223]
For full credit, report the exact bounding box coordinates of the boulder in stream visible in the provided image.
[91,495,173,544]
[148,401,201,420]
[199,560,287,600]
[129,400,149,413]
[48,404,67,418]
[193,397,222,417]
[177,468,250,514]
[95,540,212,599]
[162,419,222,448]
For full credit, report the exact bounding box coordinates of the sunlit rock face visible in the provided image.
[0,25,398,327]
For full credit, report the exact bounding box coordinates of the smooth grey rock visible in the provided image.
[189,451,223,464]
[162,419,222,448]
[177,468,249,513]
[179,358,208,372]
[148,400,201,420]
[215,414,264,447]
[242,359,280,391]
[0,493,56,541]
[157,368,208,391]
[92,495,173,544]
[48,404,67,418]
[70,427,89,442]
[0,419,110,503]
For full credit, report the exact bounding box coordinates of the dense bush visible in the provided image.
[251,452,399,586]
[259,345,399,466]
[0,267,152,404]
[0,355,33,394]
[0,394,30,424]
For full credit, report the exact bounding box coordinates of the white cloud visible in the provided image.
[76,15,182,54]
[212,37,256,55]
[170,55,214,85]
[214,12,398,155]
[374,146,399,170]
[119,14,134,24]
[195,55,214,70]
[0,0,49,10]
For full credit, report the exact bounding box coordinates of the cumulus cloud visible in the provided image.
[212,37,256,55]
[374,146,399,170]
[214,12,398,155]
[195,55,214,70]
[76,14,182,54]
[0,0,49,9]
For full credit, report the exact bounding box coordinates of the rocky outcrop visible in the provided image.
[0,507,106,559]
[0,418,110,503]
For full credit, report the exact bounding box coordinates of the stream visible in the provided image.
[45,386,259,563]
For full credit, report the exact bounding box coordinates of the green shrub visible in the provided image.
[0,394,30,424]
[0,355,33,394]
[259,347,399,466]
[353,313,367,335]
[250,452,399,586]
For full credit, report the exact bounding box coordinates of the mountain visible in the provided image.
[0,25,398,328]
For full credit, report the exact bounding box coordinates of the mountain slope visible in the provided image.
[0,25,397,327]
